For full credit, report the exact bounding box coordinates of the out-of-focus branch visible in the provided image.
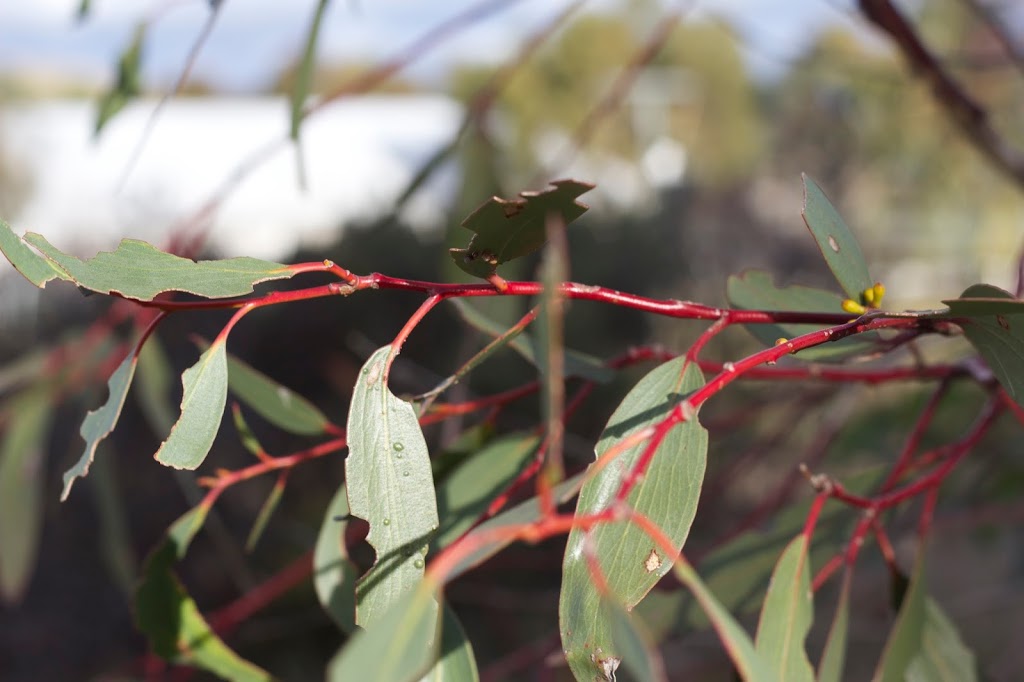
[959,0,1024,79]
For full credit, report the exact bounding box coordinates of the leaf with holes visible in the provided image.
[346,346,439,626]
[942,284,1024,406]
[0,219,71,287]
[449,180,593,280]
[154,341,228,470]
[801,175,873,300]
[560,357,707,681]
[754,535,814,682]
[315,482,358,633]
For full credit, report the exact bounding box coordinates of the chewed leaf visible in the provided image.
[0,219,71,287]
[449,179,594,280]
[801,175,873,299]
[754,535,814,682]
[154,341,228,470]
[23,233,292,301]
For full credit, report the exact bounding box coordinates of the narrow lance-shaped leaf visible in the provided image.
[873,546,929,682]
[0,219,71,287]
[449,180,594,280]
[315,482,358,633]
[346,346,439,626]
[817,570,852,682]
[420,606,480,682]
[135,506,272,680]
[560,357,707,681]
[753,535,815,682]
[225,350,333,436]
[154,341,228,470]
[95,22,147,136]
[244,472,287,552]
[905,598,978,682]
[24,232,294,301]
[291,0,330,141]
[801,174,873,300]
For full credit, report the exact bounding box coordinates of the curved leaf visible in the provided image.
[560,357,707,680]
[817,571,851,682]
[154,341,228,470]
[801,175,872,299]
[0,219,70,287]
[753,535,814,682]
[226,351,332,436]
[315,483,358,633]
[346,346,439,626]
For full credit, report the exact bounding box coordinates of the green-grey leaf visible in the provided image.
[726,270,876,361]
[135,335,177,434]
[62,343,141,501]
[873,547,928,682]
[942,284,1024,406]
[449,180,594,280]
[0,389,52,602]
[420,606,480,682]
[603,595,667,682]
[226,352,331,436]
[24,233,293,301]
[346,346,439,626]
[905,599,977,682]
[291,0,330,142]
[315,483,358,633]
[95,23,146,136]
[801,174,873,299]
[560,357,707,681]
[244,474,285,552]
[135,506,272,680]
[433,433,540,551]
[754,535,814,682]
[817,571,851,682]
[154,342,228,470]
[0,219,71,287]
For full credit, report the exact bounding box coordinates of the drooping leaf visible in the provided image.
[328,580,442,682]
[671,560,775,682]
[817,571,851,682]
[726,270,876,361]
[873,547,928,682]
[23,233,293,301]
[420,606,480,682]
[244,472,287,552]
[942,284,1024,406]
[905,599,977,682]
[225,351,332,436]
[135,506,272,680]
[603,595,667,682]
[801,174,873,300]
[0,219,71,287]
[95,23,147,136]
[346,346,439,626]
[154,341,228,470]
[560,357,707,681]
[449,180,594,280]
[61,342,142,501]
[0,389,52,602]
[433,433,540,551]
[315,483,358,633]
[753,535,814,682]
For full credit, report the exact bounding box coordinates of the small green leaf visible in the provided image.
[873,547,928,682]
[135,506,272,680]
[245,472,286,552]
[801,175,873,299]
[346,346,439,626]
[421,606,480,682]
[603,595,668,682]
[449,180,594,280]
[95,23,147,136]
[905,599,977,682]
[226,352,332,436]
[817,571,851,682]
[753,535,814,682]
[433,433,540,551]
[0,389,52,602]
[154,341,228,470]
[232,404,267,458]
[61,343,142,501]
[314,483,358,633]
[560,357,707,681]
[328,580,442,682]
[726,270,876,361]
[0,219,71,287]
[24,233,293,301]
[942,284,1024,406]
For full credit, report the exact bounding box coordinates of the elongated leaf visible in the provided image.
[328,581,442,682]
[817,571,851,682]
[0,219,71,287]
[753,535,814,682]
[62,342,142,501]
[135,335,177,434]
[315,483,358,633]
[726,270,876,361]
[801,175,872,299]
[291,0,330,141]
[942,284,1024,406]
[450,180,594,280]
[24,233,293,301]
[905,599,977,682]
[672,560,776,682]
[603,595,667,682]
[346,346,439,626]
[450,299,611,382]
[0,389,52,602]
[136,506,272,680]
[420,606,480,682]
[154,342,228,470]
[560,357,707,681]
[95,23,146,135]
[226,351,332,436]
[433,433,539,550]
[245,473,286,552]
[873,548,928,682]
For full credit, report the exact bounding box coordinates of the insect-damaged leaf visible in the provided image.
[21,233,293,301]
[754,535,815,682]
[801,175,873,300]
[0,219,71,287]
[345,346,439,626]
[449,180,594,280]
[154,341,228,470]
[560,357,707,681]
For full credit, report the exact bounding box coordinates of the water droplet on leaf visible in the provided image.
[392,442,404,451]
[413,558,424,569]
